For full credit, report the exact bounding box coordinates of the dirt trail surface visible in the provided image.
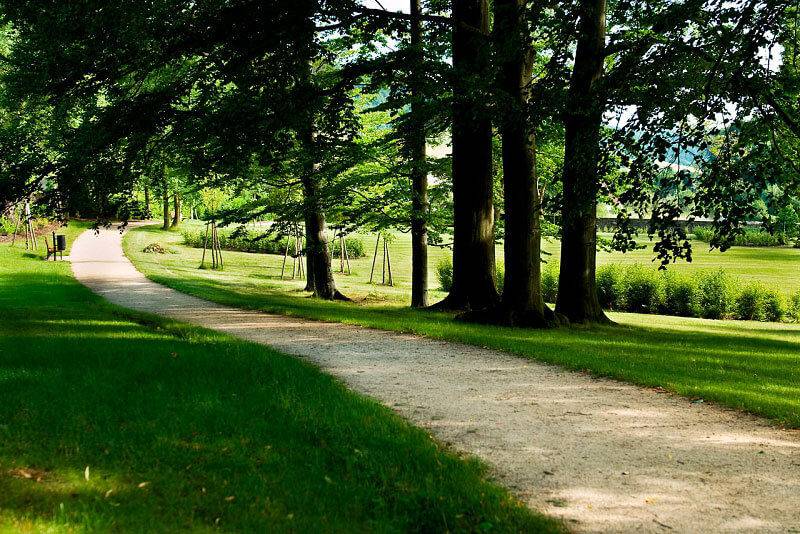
[71,227,800,533]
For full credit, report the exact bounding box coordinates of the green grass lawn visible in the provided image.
[0,225,562,533]
[591,235,800,294]
[164,220,800,303]
[126,224,800,429]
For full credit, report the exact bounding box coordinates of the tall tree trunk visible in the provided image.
[409,0,429,308]
[162,177,170,230]
[301,174,341,300]
[171,192,182,228]
[304,239,316,291]
[293,5,342,300]
[433,0,497,311]
[494,0,553,326]
[555,0,609,323]
[304,236,316,291]
[301,128,346,300]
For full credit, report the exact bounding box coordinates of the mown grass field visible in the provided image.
[126,223,800,429]
[167,220,800,303]
[0,224,562,533]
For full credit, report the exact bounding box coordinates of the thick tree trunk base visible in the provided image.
[458,305,559,328]
[309,289,351,302]
[427,289,498,313]
[332,290,351,302]
[554,306,613,326]
[410,298,428,309]
[427,293,469,312]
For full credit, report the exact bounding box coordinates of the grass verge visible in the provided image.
[0,224,562,532]
[125,224,800,429]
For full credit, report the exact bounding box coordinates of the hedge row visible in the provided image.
[181,229,366,258]
[436,258,800,323]
[548,264,799,322]
[692,227,790,247]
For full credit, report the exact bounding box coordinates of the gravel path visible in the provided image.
[70,227,800,533]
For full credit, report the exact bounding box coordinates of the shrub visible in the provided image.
[181,230,203,248]
[734,283,767,321]
[0,216,16,236]
[331,237,365,259]
[596,264,624,310]
[33,218,52,230]
[182,228,367,258]
[788,291,800,323]
[495,261,505,295]
[696,270,733,319]
[660,271,699,317]
[182,229,287,255]
[692,226,788,247]
[734,284,785,322]
[541,264,558,303]
[541,220,560,237]
[436,258,453,292]
[734,229,787,247]
[762,289,785,322]
[691,226,714,242]
[620,266,663,314]
[776,205,799,238]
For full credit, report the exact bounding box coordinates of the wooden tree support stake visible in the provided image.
[335,230,351,275]
[369,232,393,286]
[199,222,210,268]
[280,235,290,279]
[10,205,21,247]
[369,233,381,283]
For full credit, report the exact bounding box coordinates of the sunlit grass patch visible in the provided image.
[0,224,561,532]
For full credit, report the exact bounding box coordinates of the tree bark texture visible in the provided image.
[300,128,345,300]
[162,177,170,230]
[409,0,429,308]
[493,0,553,326]
[555,0,609,323]
[172,192,182,228]
[435,0,498,311]
[301,174,339,299]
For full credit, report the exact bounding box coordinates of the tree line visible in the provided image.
[1,0,798,326]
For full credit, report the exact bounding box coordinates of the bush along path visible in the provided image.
[437,258,800,322]
[72,227,800,533]
[181,227,367,258]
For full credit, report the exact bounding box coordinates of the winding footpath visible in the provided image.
[71,227,800,533]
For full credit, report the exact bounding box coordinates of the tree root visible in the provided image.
[457,305,561,328]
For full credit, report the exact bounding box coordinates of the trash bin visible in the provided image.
[56,234,67,252]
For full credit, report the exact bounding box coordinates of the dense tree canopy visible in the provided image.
[1,0,797,322]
